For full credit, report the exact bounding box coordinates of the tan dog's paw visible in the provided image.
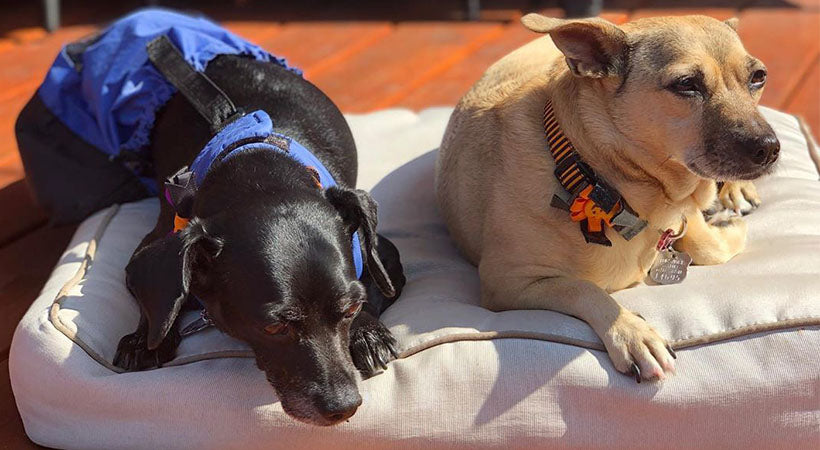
[719,181,760,215]
[686,216,747,265]
[601,311,676,383]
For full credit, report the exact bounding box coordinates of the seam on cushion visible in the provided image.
[795,114,820,179]
[670,316,820,347]
[79,316,820,369]
[48,204,126,374]
[397,331,607,357]
[395,317,820,359]
[165,350,253,367]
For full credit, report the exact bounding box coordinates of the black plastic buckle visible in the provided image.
[164,166,196,218]
[588,180,620,212]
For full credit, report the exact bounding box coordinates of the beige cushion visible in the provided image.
[10,107,820,449]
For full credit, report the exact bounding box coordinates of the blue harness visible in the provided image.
[170,110,364,278]
[38,8,363,278]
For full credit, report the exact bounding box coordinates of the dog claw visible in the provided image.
[630,363,642,383]
[666,344,677,359]
[349,313,398,378]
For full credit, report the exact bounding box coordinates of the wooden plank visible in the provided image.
[630,7,739,21]
[0,82,35,170]
[258,21,394,78]
[789,0,820,8]
[396,11,629,110]
[0,180,46,248]
[0,225,76,360]
[0,155,24,192]
[0,25,97,89]
[736,9,820,109]
[222,21,282,43]
[310,22,506,112]
[784,58,820,137]
[397,23,535,110]
[638,0,748,8]
[0,359,43,449]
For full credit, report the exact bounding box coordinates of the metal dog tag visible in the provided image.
[649,248,692,285]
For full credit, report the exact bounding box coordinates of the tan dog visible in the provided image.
[435,14,779,381]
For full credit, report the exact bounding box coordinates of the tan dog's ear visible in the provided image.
[724,17,739,31]
[521,13,627,78]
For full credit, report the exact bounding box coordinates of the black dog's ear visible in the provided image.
[125,219,223,350]
[325,187,396,298]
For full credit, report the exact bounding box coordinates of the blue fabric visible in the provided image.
[190,110,364,278]
[36,8,362,277]
[37,8,300,193]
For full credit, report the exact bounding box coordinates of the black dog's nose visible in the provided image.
[318,390,362,423]
[750,133,780,165]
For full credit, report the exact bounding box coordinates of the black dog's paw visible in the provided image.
[349,312,398,379]
[113,328,179,371]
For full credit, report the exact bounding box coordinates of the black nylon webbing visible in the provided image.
[146,35,238,132]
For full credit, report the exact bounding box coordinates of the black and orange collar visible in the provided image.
[543,100,647,246]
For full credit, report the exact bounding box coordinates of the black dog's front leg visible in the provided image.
[349,304,398,378]
[350,234,406,378]
[114,215,202,371]
[113,315,182,371]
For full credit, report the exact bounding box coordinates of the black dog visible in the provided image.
[111,53,405,425]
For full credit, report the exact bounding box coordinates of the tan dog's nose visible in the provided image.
[750,133,780,166]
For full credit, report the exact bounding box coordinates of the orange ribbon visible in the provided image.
[569,185,619,233]
[173,214,190,233]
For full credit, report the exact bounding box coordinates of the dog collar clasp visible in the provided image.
[180,309,214,337]
[656,216,688,251]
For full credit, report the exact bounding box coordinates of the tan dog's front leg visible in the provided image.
[676,210,747,265]
[481,272,676,382]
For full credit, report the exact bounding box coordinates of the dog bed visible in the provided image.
[10,106,820,449]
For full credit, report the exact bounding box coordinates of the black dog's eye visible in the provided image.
[749,69,767,89]
[343,302,363,319]
[264,322,289,335]
[669,76,700,97]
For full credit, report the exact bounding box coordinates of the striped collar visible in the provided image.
[543,100,647,246]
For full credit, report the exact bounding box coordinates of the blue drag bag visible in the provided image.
[15,8,299,223]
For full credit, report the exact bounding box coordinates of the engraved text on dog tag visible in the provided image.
[649,248,692,285]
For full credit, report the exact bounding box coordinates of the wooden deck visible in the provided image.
[0,0,818,446]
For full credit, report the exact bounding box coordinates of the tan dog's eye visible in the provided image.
[669,76,701,97]
[264,322,289,335]
[750,69,767,89]
[344,301,363,319]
